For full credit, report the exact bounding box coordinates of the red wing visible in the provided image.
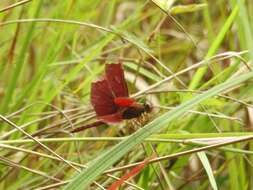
[98,112,123,123]
[105,63,129,98]
[91,79,118,116]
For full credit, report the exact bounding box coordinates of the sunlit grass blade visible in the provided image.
[170,4,207,15]
[197,152,218,190]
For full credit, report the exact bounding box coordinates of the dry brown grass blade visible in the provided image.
[105,135,253,173]
[0,0,32,13]
[0,114,80,172]
[0,155,62,182]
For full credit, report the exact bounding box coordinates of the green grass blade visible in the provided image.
[189,5,239,89]
[197,152,218,190]
[170,4,207,15]
[0,0,43,114]
[237,0,253,63]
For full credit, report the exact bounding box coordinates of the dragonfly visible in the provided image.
[71,63,151,133]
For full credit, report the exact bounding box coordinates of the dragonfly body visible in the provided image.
[71,63,151,133]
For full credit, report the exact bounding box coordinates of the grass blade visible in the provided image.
[197,152,218,190]
[189,5,239,89]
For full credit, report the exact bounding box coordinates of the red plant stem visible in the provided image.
[107,158,150,190]
[70,121,105,133]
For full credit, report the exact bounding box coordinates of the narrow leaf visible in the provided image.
[170,4,207,15]
[197,152,218,190]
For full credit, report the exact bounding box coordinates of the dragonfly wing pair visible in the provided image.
[91,63,132,123]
